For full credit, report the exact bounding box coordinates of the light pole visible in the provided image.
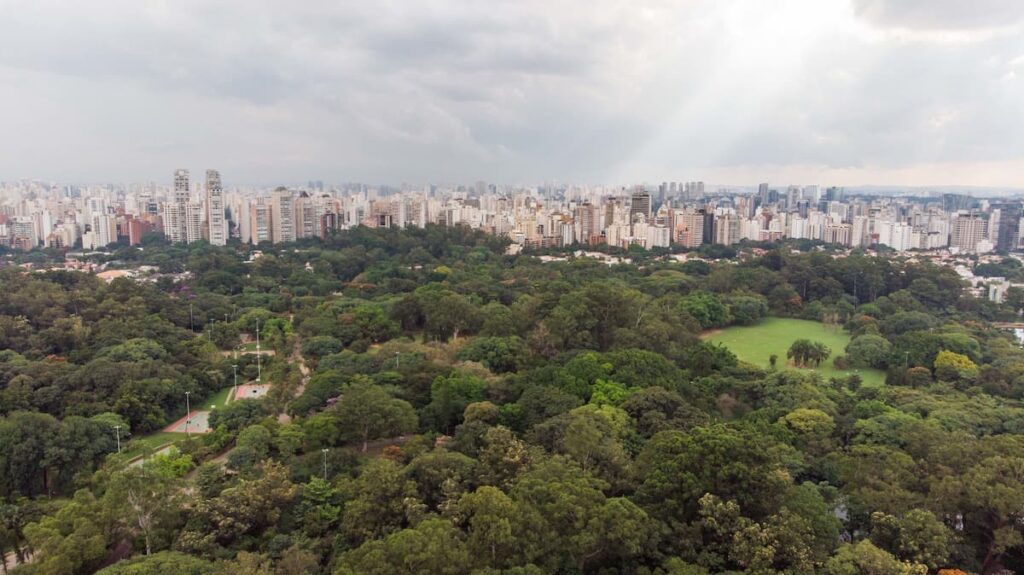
[114,425,121,454]
[184,391,192,437]
[255,319,262,383]
[321,448,329,481]
[232,364,238,400]
[395,351,400,368]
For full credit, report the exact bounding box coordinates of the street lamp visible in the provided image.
[114,425,122,454]
[255,319,262,383]
[232,364,238,400]
[184,391,192,437]
[321,448,329,481]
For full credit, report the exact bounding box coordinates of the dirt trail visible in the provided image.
[277,335,311,424]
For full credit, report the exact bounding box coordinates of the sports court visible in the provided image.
[233,383,271,401]
[164,410,212,434]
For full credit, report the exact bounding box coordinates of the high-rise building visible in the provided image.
[992,203,1021,252]
[630,191,652,221]
[163,169,191,243]
[675,211,704,247]
[205,170,227,246]
[250,197,272,244]
[951,213,987,253]
[270,187,295,243]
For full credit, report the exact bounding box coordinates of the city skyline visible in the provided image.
[3,167,1022,256]
[1,0,1023,186]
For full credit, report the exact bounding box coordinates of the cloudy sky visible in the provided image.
[0,0,1022,187]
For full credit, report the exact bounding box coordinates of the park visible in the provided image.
[704,317,887,386]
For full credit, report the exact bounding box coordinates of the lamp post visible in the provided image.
[321,448,329,481]
[232,364,238,400]
[184,391,192,437]
[395,351,400,368]
[114,425,121,454]
[255,319,262,383]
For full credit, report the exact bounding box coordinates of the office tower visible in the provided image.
[758,183,769,204]
[825,186,844,203]
[205,170,227,245]
[630,191,652,221]
[943,193,974,212]
[992,203,1022,252]
[270,187,295,243]
[699,208,715,244]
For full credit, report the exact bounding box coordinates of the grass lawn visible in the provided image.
[119,431,187,460]
[704,317,886,386]
[205,386,235,408]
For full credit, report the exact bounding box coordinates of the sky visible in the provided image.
[0,0,1022,188]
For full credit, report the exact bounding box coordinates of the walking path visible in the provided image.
[278,336,311,424]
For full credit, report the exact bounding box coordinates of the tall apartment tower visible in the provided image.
[951,213,987,253]
[173,169,190,204]
[163,169,190,243]
[250,197,272,244]
[205,170,227,245]
[270,187,295,243]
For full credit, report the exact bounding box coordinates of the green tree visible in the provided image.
[95,551,215,575]
[870,509,953,570]
[22,490,110,575]
[423,373,488,433]
[341,458,420,545]
[336,517,471,575]
[933,350,979,383]
[846,334,893,369]
[680,292,732,330]
[823,539,926,575]
[175,462,298,554]
[635,425,791,522]
[104,466,181,557]
[298,476,343,537]
[455,486,537,569]
[333,380,417,452]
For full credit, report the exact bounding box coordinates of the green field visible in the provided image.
[119,431,187,460]
[704,317,886,386]
[205,385,235,408]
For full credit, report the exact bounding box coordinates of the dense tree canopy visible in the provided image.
[1,227,1023,574]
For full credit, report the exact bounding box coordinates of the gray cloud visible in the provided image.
[0,0,1021,186]
[852,0,1024,30]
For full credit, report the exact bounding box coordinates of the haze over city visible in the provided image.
[2,0,1024,186]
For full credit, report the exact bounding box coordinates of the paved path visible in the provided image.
[128,443,177,468]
